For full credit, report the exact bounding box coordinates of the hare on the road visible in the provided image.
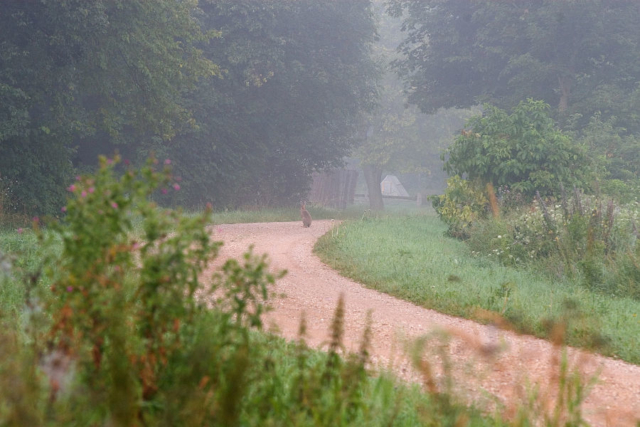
[300,202,312,228]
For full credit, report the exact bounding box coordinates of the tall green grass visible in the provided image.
[315,214,640,364]
[0,228,44,316]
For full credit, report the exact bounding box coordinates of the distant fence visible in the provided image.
[309,169,358,210]
[355,193,417,201]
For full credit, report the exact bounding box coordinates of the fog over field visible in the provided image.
[2,2,640,425]
[2,1,640,216]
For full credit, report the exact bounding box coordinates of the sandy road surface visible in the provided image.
[211,220,640,426]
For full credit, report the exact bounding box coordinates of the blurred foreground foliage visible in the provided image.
[0,158,478,426]
[0,158,602,426]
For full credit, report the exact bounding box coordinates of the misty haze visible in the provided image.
[1,1,639,425]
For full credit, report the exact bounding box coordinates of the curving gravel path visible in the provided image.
[210,220,640,426]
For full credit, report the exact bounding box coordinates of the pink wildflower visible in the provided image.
[68,184,76,192]
[17,228,23,234]
[161,188,168,194]
[173,183,180,191]
[106,158,113,165]
[66,286,73,292]
[81,191,87,197]
[61,206,67,213]
[75,176,81,181]
[111,202,118,209]
[89,187,95,193]
[164,159,171,165]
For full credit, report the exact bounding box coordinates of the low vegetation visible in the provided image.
[0,159,603,425]
[315,214,640,365]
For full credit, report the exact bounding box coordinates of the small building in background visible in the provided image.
[380,175,410,197]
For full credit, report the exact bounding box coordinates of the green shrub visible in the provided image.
[599,178,640,204]
[444,99,592,197]
[468,219,526,267]
[0,155,282,424]
[469,189,640,300]
[431,175,488,239]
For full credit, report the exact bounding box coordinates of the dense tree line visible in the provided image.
[389,0,640,123]
[0,0,377,215]
[6,0,640,216]
[0,0,211,214]
[389,0,640,194]
[169,0,378,208]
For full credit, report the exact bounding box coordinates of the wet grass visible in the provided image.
[315,214,640,365]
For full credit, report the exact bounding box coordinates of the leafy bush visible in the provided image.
[599,178,640,204]
[431,175,488,239]
[444,100,592,197]
[495,185,526,213]
[0,155,278,424]
[578,113,640,183]
[469,189,640,300]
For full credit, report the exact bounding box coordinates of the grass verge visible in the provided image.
[209,205,361,225]
[210,199,434,225]
[314,214,640,365]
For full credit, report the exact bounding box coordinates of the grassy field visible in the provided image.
[315,214,640,365]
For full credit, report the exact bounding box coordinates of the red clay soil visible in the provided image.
[210,220,640,427]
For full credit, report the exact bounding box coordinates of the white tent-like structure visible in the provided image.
[380,175,410,197]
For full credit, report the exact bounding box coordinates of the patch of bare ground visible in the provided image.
[207,220,640,426]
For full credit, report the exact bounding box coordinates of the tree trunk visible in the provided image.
[362,164,384,211]
[558,76,572,114]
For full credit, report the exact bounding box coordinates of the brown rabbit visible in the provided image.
[300,202,312,227]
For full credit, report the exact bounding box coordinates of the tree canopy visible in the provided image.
[0,0,213,214]
[169,0,378,208]
[0,0,379,215]
[389,0,640,132]
[356,0,471,210]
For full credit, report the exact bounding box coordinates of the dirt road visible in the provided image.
[211,220,640,426]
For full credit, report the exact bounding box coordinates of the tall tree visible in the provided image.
[168,0,379,208]
[389,0,640,129]
[0,0,379,214]
[0,0,213,214]
[356,0,471,210]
